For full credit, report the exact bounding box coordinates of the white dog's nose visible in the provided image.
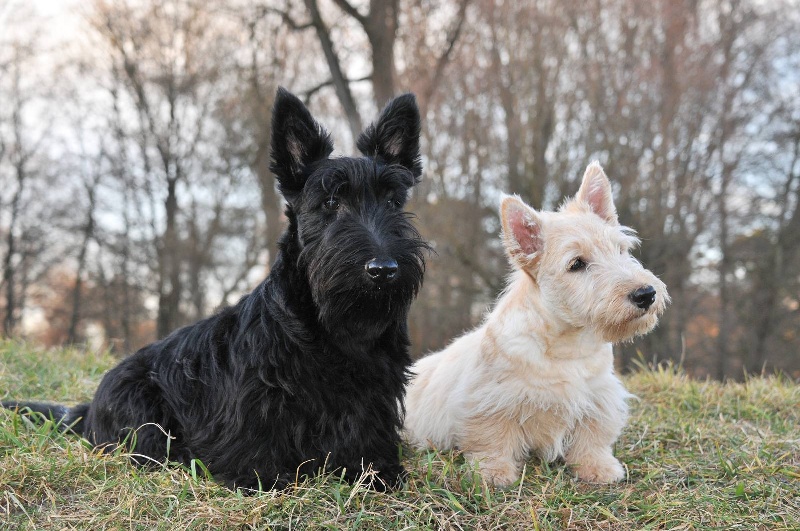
[629,285,656,310]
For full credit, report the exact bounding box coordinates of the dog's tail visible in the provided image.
[2,401,89,435]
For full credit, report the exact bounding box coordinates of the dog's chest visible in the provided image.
[533,364,605,411]
[495,334,615,416]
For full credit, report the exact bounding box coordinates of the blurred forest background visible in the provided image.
[1,0,799,380]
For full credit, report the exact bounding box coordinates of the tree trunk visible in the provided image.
[489,19,524,200]
[364,0,399,107]
[2,199,18,337]
[716,169,731,381]
[3,159,26,337]
[67,178,99,344]
[157,176,181,338]
[245,33,282,269]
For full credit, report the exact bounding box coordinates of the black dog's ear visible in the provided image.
[270,87,334,197]
[356,93,422,180]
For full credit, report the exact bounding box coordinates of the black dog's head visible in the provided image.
[270,88,428,339]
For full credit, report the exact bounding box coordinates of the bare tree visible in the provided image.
[0,38,55,337]
[89,0,247,337]
[271,0,469,142]
[66,156,102,345]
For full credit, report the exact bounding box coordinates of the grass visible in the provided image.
[1,340,798,530]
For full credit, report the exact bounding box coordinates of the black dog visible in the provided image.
[3,88,427,491]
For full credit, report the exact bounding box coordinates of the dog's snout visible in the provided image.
[629,285,656,310]
[366,258,398,283]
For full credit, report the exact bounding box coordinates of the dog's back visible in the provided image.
[404,327,484,450]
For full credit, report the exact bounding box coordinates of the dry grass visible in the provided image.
[1,340,798,530]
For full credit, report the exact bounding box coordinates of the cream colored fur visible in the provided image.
[404,162,669,487]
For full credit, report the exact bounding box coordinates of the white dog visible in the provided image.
[404,162,669,486]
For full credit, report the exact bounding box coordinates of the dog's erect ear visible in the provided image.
[270,87,334,197]
[356,93,422,180]
[575,161,618,224]
[501,194,544,270]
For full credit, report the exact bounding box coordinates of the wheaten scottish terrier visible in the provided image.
[404,161,669,487]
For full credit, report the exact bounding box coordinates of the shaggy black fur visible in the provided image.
[2,88,428,492]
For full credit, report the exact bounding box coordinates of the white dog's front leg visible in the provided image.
[564,390,628,483]
[466,451,523,488]
[461,412,530,488]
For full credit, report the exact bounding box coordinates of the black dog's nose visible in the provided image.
[629,285,656,310]
[366,258,398,283]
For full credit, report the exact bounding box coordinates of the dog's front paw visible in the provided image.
[473,458,521,488]
[571,456,625,483]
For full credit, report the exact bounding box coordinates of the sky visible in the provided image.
[1,0,81,44]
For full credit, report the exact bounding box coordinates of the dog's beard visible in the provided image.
[301,234,426,339]
[587,292,667,344]
[552,276,667,345]
[598,310,661,344]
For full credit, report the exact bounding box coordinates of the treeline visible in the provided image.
[1,0,799,379]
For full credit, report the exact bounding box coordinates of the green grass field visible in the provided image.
[1,340,798,530]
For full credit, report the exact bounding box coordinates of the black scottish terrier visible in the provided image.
[3,88,427,491]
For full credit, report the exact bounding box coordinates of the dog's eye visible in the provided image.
[568,257,587,272]
[324,197,340,211]
[387,197,402,209]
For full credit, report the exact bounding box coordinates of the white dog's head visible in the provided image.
[500,162,670,343]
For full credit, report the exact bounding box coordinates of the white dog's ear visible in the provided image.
[575,161,618,224]
[501,194,544,270]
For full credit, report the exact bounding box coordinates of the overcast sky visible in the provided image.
[1,0,82,45]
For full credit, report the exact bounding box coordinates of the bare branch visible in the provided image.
[420,0,470,111]
[259,6,313,31]
[303,0,364,140]
[301,74,372,104]
[331,0,367,26]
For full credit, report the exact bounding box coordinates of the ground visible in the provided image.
[1,340,798,530]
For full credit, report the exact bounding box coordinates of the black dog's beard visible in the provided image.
[300,213,427,339]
